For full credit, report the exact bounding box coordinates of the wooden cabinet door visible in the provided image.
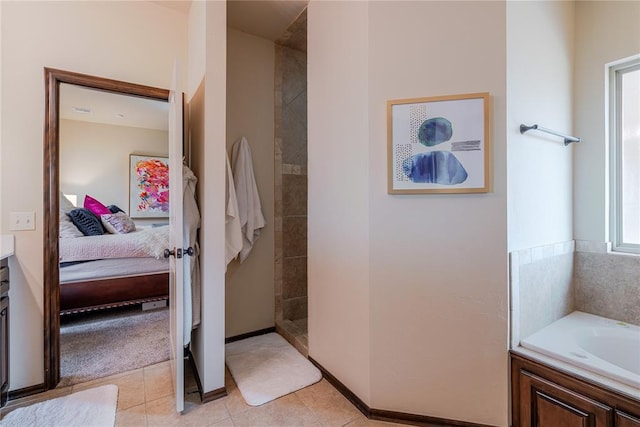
[519,370,614,427]
[617,411,640,427]
[0,296,8,407]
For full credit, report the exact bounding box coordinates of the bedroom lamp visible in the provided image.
[63,193,77,207]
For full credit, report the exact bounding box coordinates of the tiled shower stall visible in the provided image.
[274,10,309,354]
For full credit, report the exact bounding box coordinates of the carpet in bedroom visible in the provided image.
[59,305,170,387]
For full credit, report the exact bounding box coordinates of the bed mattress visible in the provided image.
[60,257,169,284]
[58,226,168,263]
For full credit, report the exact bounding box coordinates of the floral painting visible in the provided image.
[129,154,169,218]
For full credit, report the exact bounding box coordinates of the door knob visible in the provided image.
[165,247,192,258]
[163,248,174,258]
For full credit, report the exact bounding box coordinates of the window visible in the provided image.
[610,56,640,254]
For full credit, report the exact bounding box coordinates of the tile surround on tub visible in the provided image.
[518,251,574,341]
[514,240,575,266]
[511,238,640,349]
[574,250,640,326]
[510,240,575,348]
[575,239,611,254]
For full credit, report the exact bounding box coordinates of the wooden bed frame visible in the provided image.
[59,272,169,315]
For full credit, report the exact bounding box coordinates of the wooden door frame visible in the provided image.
[43,68,169,389]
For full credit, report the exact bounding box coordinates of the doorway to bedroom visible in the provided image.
[55,81,171,388]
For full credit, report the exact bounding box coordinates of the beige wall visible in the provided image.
[60,119,168,225]
[0,1,188,390]
[574,1,640,243]
[507,1,575,253]
[187,0,228,393]
[570,0,640,333]
[309,1,508,425]
[367,2,507,424]
[225,28,276,338]
[308,0,372,405]
[506,0,575,351]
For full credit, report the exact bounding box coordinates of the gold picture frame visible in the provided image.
[387,92,490,194]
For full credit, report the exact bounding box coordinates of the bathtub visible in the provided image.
[520,311,640,389]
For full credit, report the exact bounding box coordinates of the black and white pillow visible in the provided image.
[68,208,105,236]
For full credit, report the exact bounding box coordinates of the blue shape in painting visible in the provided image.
[418,117,453,146]
[402,151,468,185]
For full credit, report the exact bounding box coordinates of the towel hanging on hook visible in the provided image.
[520,124,581,146]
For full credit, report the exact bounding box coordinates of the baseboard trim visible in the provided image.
[369,408,495,427]
[308,356,495,427]
[7,383,47,402]
[201,386,227,403]
[308,356,369,416]
[225,326,276,344]
[186,349,227,403]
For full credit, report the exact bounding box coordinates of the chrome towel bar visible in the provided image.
[520,124,581,146]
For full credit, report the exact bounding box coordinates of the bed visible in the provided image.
[59,225,170,315]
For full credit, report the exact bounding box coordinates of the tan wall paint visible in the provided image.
[506,0,575,354]
[307,1,372,404]
[60,119,169,225]
[309,2,508,425]
[0,1,188,390]
[507,1,575,253]
[574,1,640,243]
[367,3,507,425]
[188,0,228,392]
[225,28,276,338]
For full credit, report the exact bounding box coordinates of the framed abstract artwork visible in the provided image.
[387,92,490,194]
[129,154,169,218]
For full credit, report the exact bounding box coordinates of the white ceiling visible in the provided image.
[227,1,308,41]
[60,1,308,130]
[153,0,307,41]
[60,84,169,131]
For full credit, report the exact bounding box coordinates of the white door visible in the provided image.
[168,61,185,413]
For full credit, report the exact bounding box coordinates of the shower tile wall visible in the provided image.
[274,9,308,352]
[282,173,307,321]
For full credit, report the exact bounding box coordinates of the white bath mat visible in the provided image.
[225,333,321,406]
[1,384,118,427]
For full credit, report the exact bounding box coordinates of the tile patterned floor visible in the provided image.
[2,360,407,426]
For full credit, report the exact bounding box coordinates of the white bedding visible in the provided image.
[59,226,169,263]
[60,257,169,283]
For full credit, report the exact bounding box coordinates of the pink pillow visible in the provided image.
[83,195,111,216]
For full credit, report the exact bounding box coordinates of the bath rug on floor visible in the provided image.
[225,332,321,406]
[1,384,118,427]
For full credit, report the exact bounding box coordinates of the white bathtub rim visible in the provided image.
[520,311,640,390]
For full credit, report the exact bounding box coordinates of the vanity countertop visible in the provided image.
[0,235,15,259]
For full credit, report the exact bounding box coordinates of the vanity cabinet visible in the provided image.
[0,258,9,408]
[511,352,640,427]
[616,412,640,427]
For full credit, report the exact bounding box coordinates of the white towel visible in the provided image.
[231,137,266,263]
[183,165,201,345]
[226,154,243,266]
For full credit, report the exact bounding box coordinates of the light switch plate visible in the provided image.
[10,211,36,231]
